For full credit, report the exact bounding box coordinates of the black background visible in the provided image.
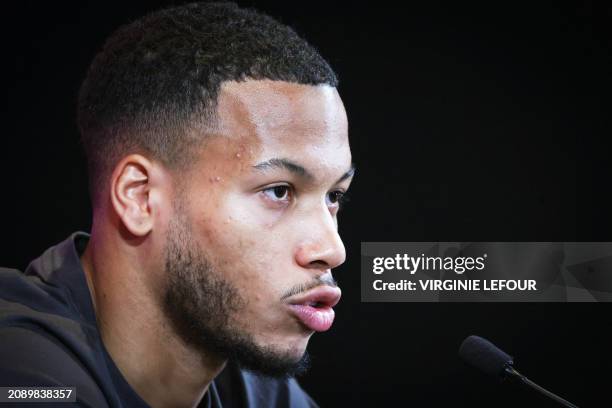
[3,1,611,407]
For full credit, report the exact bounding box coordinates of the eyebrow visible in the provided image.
[337,165,356,184]
[253,158,355,184]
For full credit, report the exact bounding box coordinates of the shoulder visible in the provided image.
[0,267,73,317]
[0,266,96,357]
[0,268,108,406]
[0,326,109,407]
[215,363,319,408]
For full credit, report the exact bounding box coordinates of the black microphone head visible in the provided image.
[459,335,514,379]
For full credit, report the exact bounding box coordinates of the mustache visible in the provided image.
[280,274,338,301]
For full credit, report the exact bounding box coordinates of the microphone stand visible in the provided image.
[504,365,579,408]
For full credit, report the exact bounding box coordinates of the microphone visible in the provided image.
[459,335,579,408]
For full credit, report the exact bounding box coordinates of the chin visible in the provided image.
[266,332,311,360]
[232,336,312,378]
[285,330,313,353]
[263,336,308,357]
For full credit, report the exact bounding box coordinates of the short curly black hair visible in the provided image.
[77,1,338,202]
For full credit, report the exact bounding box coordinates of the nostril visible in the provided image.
[309,260,328,269]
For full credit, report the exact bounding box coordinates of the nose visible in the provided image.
[294,208,346,271]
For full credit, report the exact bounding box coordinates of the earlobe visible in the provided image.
[110,155,155,237]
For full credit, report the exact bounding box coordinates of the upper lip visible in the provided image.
[287,285,342,308]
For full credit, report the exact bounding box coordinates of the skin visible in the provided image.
[80,79,353,408]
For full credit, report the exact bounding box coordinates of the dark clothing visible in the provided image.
[0,232,317,407]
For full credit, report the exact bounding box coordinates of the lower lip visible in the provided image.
[287,304,335,332]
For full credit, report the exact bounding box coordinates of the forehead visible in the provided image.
[206,80,350,174]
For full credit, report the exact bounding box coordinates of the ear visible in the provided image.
[110,154,157,237]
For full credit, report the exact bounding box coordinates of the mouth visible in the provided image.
[286,285,342,332]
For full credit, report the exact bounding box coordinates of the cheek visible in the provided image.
[189,190,298,294]
[224,224,281,278]
[206,194,287,254]
[197,211,280,280]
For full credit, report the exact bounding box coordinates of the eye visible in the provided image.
[262,185,292,202]
[326,190,346,207]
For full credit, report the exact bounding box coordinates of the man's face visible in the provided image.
[161,80,353,376]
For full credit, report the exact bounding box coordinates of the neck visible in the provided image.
[80,228,226,408]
